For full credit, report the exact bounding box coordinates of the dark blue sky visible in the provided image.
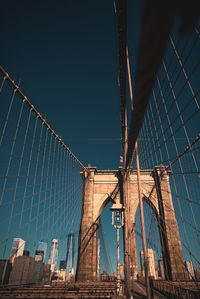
[1,0,141,170]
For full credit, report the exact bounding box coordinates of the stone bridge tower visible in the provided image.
[76,166,188,281]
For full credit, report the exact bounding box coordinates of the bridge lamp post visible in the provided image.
[110,203,124,295]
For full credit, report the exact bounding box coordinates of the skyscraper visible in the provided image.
[48,239,58,272]
[11,238,25,257]
[140,248,157,278]
[185,261,195,280]
[37,242,47,262]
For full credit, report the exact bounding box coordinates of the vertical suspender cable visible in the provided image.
[162,60,200,176]
[47,137,57,238]
[155,75,200,254]
[0,75,6,92]
[41,132,53,241]
[27,118,44,246]
[126,45,151,299]
[151,85,196,272]
[146,108,159,166]
[7,104,31,239]
[156,75,200,246]
[57,146,66,259]
[18,109,32,232]
[52,140,60,233]
[3,100,25,258]
[19,116,38,230]
[169,35,200,110]
[0,87,16,147]
[54,142,64,241]
[35,127,49,241]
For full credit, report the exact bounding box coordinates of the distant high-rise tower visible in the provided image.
[37,242,47,261]
[185,261,195,280]
[66,233,75,280]
[140,248,157,278]
[158,259,165,279]
[48,239,58,271]
[11,238,25,257]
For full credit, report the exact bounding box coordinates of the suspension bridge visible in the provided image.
[0,0,200,298]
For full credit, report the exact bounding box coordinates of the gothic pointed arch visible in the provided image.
[76,166,188,281]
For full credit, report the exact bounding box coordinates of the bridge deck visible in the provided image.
[0,281,117,298]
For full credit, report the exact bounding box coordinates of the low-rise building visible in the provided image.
[9,256,43,285]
